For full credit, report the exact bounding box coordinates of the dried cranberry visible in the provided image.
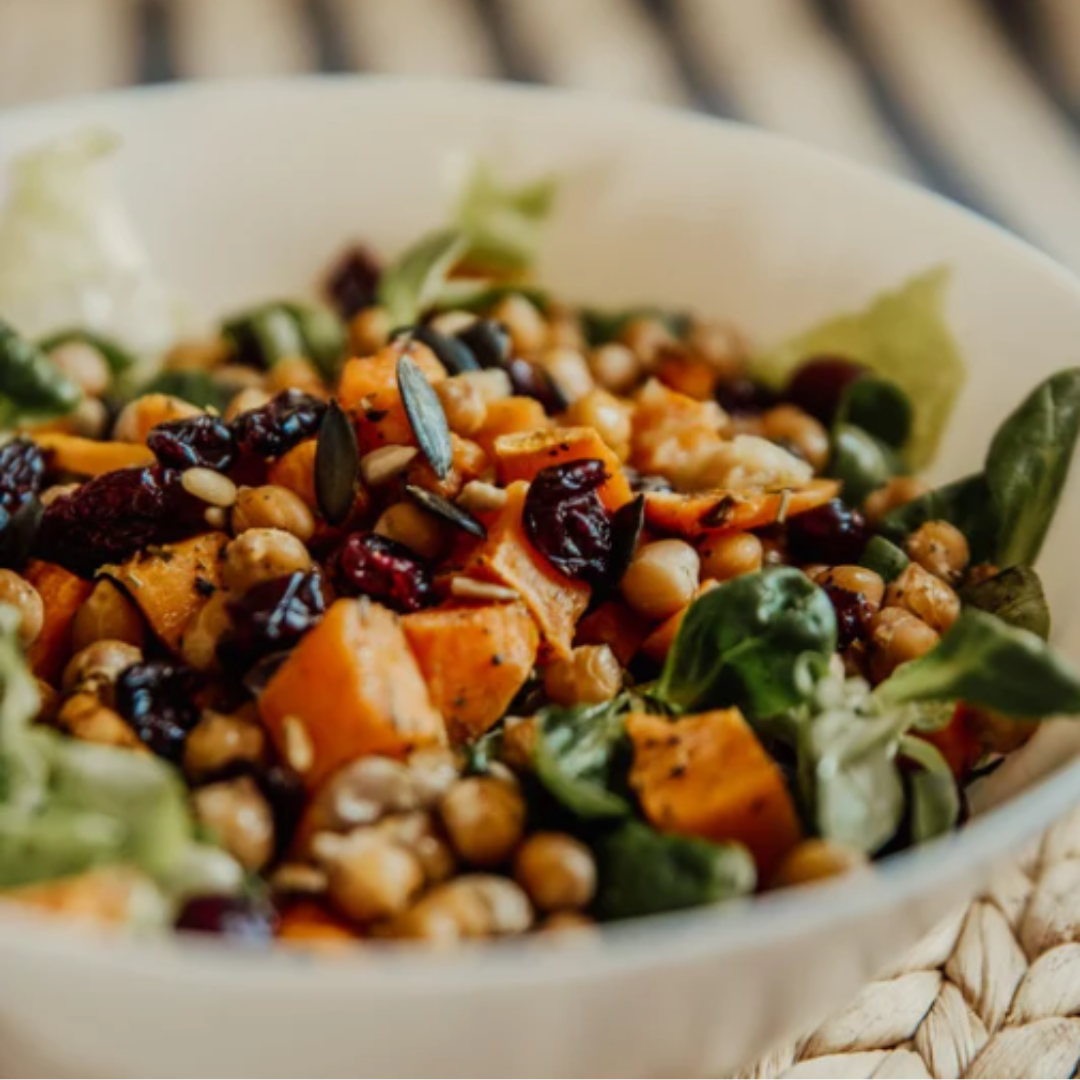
[255,764,306,858]
[325,245,382,319]
[505,357,569,414]
[786,357,868,424]
[822,584,875,650]
[147,414,237,471]
[787,499,871,565]
[175,894,277,942]
[0,439,46,568]
[34,466,203,577]
[219,571,327,669]
[230,390,327,459]
[455,319,512,368]
[115,660,201,763]
[716,375,778,415]
[523,459,613,584]
[329,533,434,613]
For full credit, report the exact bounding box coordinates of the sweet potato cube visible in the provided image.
[33,434,155,477]
[24,560,95,684]
[473,398,550,458]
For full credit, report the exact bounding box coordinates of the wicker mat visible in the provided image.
[740,806,1080,1079]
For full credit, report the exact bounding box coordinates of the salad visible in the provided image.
[0,136,1078,947]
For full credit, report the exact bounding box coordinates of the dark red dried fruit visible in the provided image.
[716,375,779,416]
[230,390,327,459]
[786,357,868,424]
[147,414,237,471]
[822,584,875,650]
[34,466,203,577]
[787,499,870,565]
[175,894,278,941]
[255,764,306,858]
[325,245,382,319]
[505,357,569,414]
[329,533,434,613]
[523,459,613,585]
[0,439,46,568]
[115,660,202,763]
[219,571,327,669]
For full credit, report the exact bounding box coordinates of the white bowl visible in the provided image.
[3,78,1080,1080]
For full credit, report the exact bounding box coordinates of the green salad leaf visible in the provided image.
[881,474,996,563]
[593,821,755,920]
[0,320,81,427]
[378,229,470,331]
[655,567,837,719]
[221,300,346,381]
[859,535,910,583]
[835,375,914,451]
[755,267,965,469]
[39,328,138,378]
[899,735,961,844]
[136,370,234,413]
[961,566,1050,640]
[828,423,899,506]
[877,608,1080,719]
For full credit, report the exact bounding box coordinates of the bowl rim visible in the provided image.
[2,73,1080,988]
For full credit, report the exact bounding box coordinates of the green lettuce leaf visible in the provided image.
[754,267,965,469]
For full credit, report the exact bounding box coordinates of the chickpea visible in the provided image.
[0,570,44,647]
[688,318,748,376]
[564,388,634,461]
[885,563,960,633]
[435,376,488,436]
[113,394,200,444]
[194,777,275,873]
[313,829,424,924]
[184,711,267,779]
[439,776,526,867]
[349,305,391,355]
[870,606,940,682]
[545,306,587,352]
[620,316,675,368]
[224,388,273,422]
[698,532,763,582]
[48,340,111,397]
[492,294,547,356]
[71,580,146,652]
[179,591,233,672]
[541,347,595,403]
[376,811,457,884]
[543,645,623,708]
[374,501,447,560]
[62,640,142,694]
[222,528,311,595]
[35,679,60,724]
[906,520,970,585]
[500,715,539,771]
[589,342,642,394]
[390,875,533,941]
[70,396,110,439]
[761,405,830,472]
[863,476,929,522]
[231,485,316,543]
[772,839,868,888]
[812,565,886,610]
[265,357,324,396]
[621,540,700,621]
[56,690,143,749]
[541,911,597,934]
[163,338,230,372]
[514,832,597,913]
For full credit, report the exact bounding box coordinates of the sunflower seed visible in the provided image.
[397,354,453,479]
[315,399,360,525]
[450,577,520,602]
[404,484,487,539]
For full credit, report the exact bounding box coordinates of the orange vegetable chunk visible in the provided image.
[24,560,95,683]
[473,398,550,458]
[639,580,719,663]
[403,601,539,744]
[627,709,802,878]
[259,598,445,790]
[33,433,154,477]
[277,901,359,949]
[267,439,319,509]
[574,600,650,667]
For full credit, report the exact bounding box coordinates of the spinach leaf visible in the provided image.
[985,368,1080,567]
[378,229,469,330]
[281,302,348,381]
[880,474,997,564]
[593,821,755,920]
[137,370,234,413]
[533,700,632,820]
[0,320,81,426]
[828,423,899,505]
[877,608,1080,718]
[39,328,137,378]
[754,267,965,469]
[899,735,961,844]
[859,535,910,583]
[655,567,837,719]
[835,376,913,451]
[221,301,346,380]
[961,566,1050,640]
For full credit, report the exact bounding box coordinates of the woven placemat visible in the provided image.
[740,807,1080,1079]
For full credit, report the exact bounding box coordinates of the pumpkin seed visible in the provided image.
[411,325,481,374]
[455,319,512,368]
[397,354,453,479]
[404,484,487,540]
[315,399,360,525]
[606,494,645,589]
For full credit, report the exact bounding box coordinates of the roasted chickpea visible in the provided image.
[71,579,146,652]
[772,839,868,887]
[491,294,547,356]
[313,829,424,924]
[620,316,675,368]
[688,318,748,375]
[222,528,311,595]
[113,393,200,444]
[565,388,634,461]
[906,520,970,584]
[514,833,597,912]
[194,777,275,872]
[62,640,142,694]
[761,405,830,471]
[540,911,597,934]
[265,357,324,396]
[540,347,594,403]
[543,646,622,707]
[621,540,700,621]
[48,340,111,397]
[389,875,533,941]
[163,338,230,372]
[439,776,526,867]
[349,306,391,355]
[376,811,457,884]
[812,565,886,610]
[500,715,539,771]
[885,562,960,633]
[374,502,447,560]
[179,590,233,672]
[184,711,267,779]
[863,476,929,522]
[70,397,110,439]
[224,387,273,422]
[57,690,143,749]
[870,606,940,682]
[0,570,44,648]
[698,532,763,582]
[231,485,316,542]
[435,376,488,436]
[589,343,642,394]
